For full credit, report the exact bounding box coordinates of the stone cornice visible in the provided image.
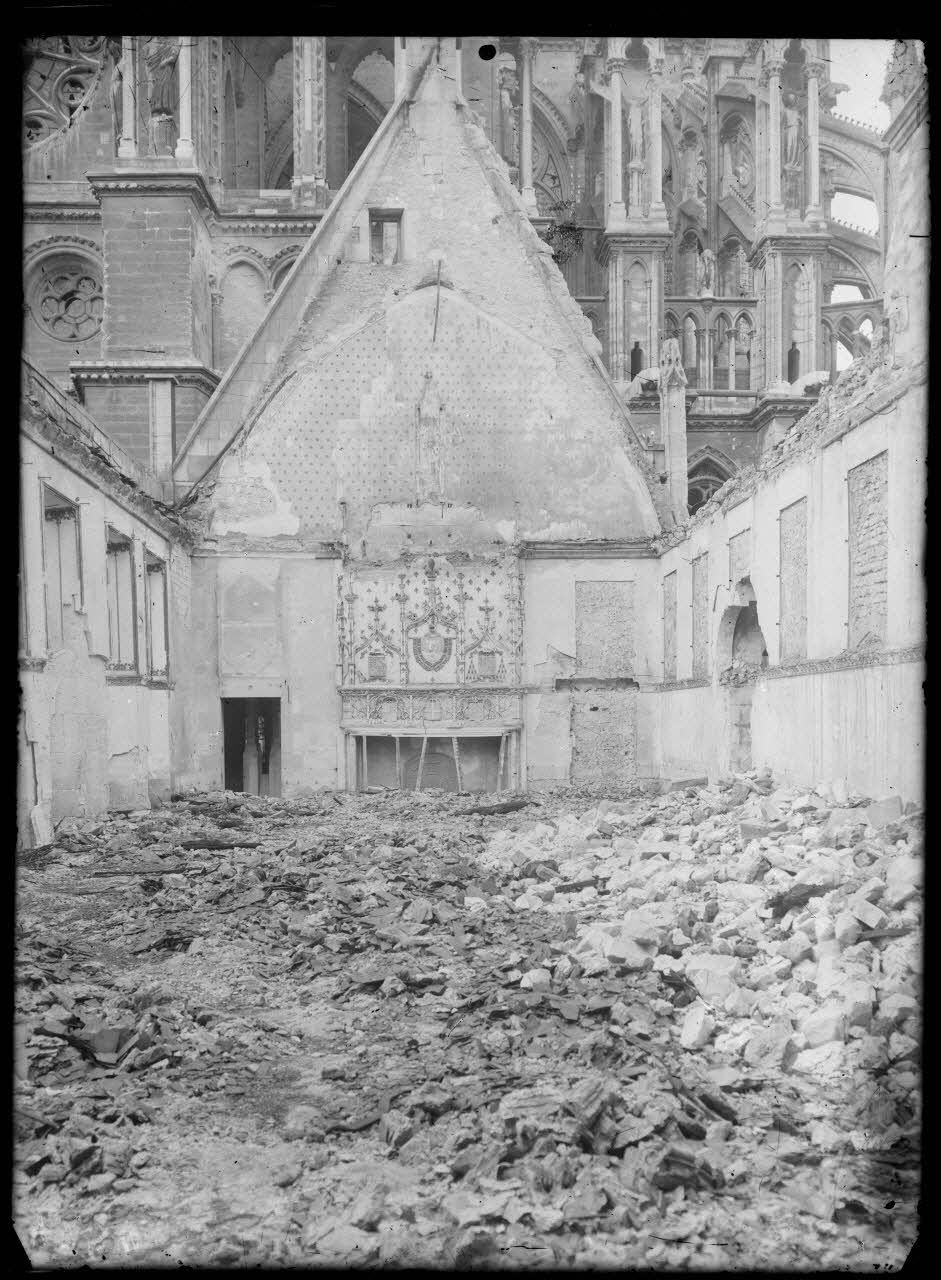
[596,231,672,266]
[657,644,923,690]
[24,206,101,223]
[70,360,220,398]
[85,168,215,214]
[750,394,819,430]
[520,539,657,559]
[765,644,924,679]
[210,216,322,236]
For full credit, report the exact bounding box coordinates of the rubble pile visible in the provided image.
[15,774,921,1268]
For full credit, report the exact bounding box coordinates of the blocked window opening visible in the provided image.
[222,698,281,796]
[41,484,82,652]
[106,528,137,672]
[145,552,169,678]
[369,210,402,264]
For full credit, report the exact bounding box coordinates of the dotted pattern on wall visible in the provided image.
[663,571,678,681]
[215,96,658,543]
[574,581,634,677]
[729,527,751,588]
[848,451,888,650]
[260,287,568,536]
[779,499,808,661]
[691,553,710,679]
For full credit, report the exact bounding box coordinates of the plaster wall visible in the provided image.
[18,434,175,844]
[178,555,340,795]
[523,557,659,786]
[654,381,925,801]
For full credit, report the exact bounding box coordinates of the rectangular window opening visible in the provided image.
[144,551,169,679]
[106,527,137,672]
[41,484,82,652]
[369,210,402,265]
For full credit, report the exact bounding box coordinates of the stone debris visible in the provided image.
[14,774,921,1268]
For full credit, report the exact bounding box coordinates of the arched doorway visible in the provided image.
[717,580,769,773]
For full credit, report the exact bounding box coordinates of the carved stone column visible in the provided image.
[293,36,327,206]
[649,64,666,219]
[804,60,825,223]
[174,37,195,162]
[118,37,138,158]
[766,58,784,212]
[519,39,538,214]
[605,55,627,228]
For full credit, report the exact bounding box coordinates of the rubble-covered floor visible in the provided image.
[15,773,921,1269]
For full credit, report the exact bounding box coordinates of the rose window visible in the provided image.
[30,257,104,342]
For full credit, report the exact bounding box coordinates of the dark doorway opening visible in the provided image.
[221,698,281,796]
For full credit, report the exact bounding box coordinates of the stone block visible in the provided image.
[800,1005,847,1048]
[679,1002,715,1049]
[884,854,922,909]
[847,898,886,930]
[865,795,904,830]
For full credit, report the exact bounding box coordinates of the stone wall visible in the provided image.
[652,378,925,801]
[779,498,807,660]
[19,426,178,845]
[847,451,888,649]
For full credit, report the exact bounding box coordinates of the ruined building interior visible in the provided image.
[19,36,926,845]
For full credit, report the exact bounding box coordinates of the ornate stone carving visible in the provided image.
[659,337,687,388]
[22,36,109,148]
[339,554,523,694]
[28,255,103,342]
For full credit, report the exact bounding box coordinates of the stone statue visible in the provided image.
[696,148,707,196]
[736,315,752,350]
[144,36,180,155]
[697,248,715,296]
[782,92,802,167]
[498,66,520,166]
[108,39,123,147]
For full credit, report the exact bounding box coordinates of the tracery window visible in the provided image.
[688,459,730,515]
[27,254,104,344]
[22,36,109,148]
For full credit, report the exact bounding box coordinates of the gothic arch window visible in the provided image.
[270,255,299,292]
[718,111,754,201]
[783,261,813,379]
[347,92,384,174]
[679,230,702,295]
[733,312,753,388]
[664,311,680,340]
[532,107,572,215]
[223,69,237,187]
[713,312,733,388]
[262,47,294,188]
[682,314,698,383]
[688,456,731,515]
[626,260,649,364]
[218,260,267,369]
